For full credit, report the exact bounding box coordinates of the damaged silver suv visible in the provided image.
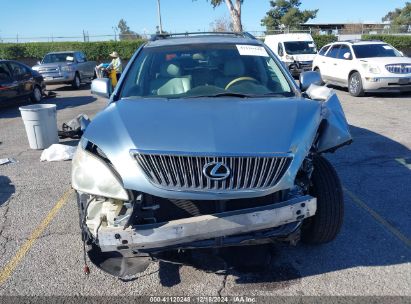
[73,32,352,278]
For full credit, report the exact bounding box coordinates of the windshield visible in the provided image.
[42,53,74,64]
[120,43,294,99]
[352,44,402,58]
[284,41,317,55]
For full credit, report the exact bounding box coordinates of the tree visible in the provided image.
[117,19,141,40]
[210,16,234,32]
[382,2,411,26]
[261,0,318,32]
[207,0,243,32]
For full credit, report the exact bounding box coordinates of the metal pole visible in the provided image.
[157,0,163,34]
[112,27,117,41]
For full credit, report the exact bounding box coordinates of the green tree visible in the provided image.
[382,2,411,27]
[206,0,243,32]
[117,19,141,40]
[261,0,318,32]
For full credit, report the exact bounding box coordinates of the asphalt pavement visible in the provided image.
[0,83,410,298]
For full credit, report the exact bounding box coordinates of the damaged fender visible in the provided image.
[307,85,353,153]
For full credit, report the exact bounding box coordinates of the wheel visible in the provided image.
[301,156,344,244]
[314,67,324,85]
[30,85,42,103]
[348,72,364,97]
[72,73,81,89]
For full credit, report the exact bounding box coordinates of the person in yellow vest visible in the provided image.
[107,51,123,82]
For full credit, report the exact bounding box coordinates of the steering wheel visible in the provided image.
[225,77,258,90]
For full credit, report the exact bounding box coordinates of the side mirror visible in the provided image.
[91,78,112,99]
[343,52,351,60]
[299,71,322,92]
[37,61,41,65]
[399,51,404,56]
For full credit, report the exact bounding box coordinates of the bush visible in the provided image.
[362,35,411,51]
[0,40,146,61]
[312,35,338,49]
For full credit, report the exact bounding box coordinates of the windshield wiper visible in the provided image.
[185,92,252,98]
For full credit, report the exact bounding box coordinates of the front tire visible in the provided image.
[72,73,81,89]
[301,156,344,244]
[30,85,42,103]
[348,72,364,97]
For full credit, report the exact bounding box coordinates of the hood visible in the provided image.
[84,97,322,156]
[359,57,411,65]
[83,97,323,195]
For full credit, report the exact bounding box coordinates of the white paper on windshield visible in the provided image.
[383,45,392,50]
[236,45,269,57]
[308,43,315,47]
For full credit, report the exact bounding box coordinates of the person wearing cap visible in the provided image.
[107,51,123,81]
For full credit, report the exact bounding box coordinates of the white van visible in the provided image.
[265,33,318,77]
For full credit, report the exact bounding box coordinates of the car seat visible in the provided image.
[150,62,191,96]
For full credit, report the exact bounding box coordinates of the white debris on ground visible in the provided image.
[0,158,18,165]
[40,144,76,162]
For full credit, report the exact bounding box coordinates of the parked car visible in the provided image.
[0,60,45,105]
[73,32,352,278]
[265,33,317,77]
[32,51,96,89]
[312,40,411,96]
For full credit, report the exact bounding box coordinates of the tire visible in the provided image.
[348,72,364,97]
[72,73,81,89]
[314,67,324,85]
[30,85,42,103]
[301,156,344,244]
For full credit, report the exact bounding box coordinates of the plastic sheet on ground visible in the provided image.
[40,144,77,162]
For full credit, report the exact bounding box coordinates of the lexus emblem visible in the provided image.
[203,162,231,180]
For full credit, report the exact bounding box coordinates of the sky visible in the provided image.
[0,0,407,41]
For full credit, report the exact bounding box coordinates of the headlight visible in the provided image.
[72,146,129,201]
[362,63,381,74]
[61,65,74,72]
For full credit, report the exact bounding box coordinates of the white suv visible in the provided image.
[312,40,411,96]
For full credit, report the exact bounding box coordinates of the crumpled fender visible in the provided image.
[307,85,353,153]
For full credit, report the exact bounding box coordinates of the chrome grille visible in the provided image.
[39,67,60,73]
[133,152,292,191]
[385,64,411,74]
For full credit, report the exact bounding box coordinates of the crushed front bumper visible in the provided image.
[97,195,317,252]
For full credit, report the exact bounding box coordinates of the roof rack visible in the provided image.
[150,31,257,41]
[338,39,383,44]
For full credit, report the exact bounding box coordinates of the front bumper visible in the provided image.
[40,72,75,84]
[97,195,317,252]
[363,75,411,92]
[286,61,313,76]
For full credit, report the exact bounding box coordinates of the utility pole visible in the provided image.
[157,0,163,34]
[112,26,118,41]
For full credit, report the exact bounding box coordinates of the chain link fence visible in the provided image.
[0,24,410,43]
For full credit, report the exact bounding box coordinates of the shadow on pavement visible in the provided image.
[0,175,15,207]
[153,125,410,288]
[327,83,411,98]
[0,95,97,120]
[48,83,91,92]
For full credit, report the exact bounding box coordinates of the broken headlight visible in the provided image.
[72,145,129,201]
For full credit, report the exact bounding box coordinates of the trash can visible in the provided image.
[19,104,59,150]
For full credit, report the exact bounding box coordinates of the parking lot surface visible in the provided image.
[0,84,410,297]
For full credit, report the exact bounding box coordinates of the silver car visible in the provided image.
[73,32,352,278]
